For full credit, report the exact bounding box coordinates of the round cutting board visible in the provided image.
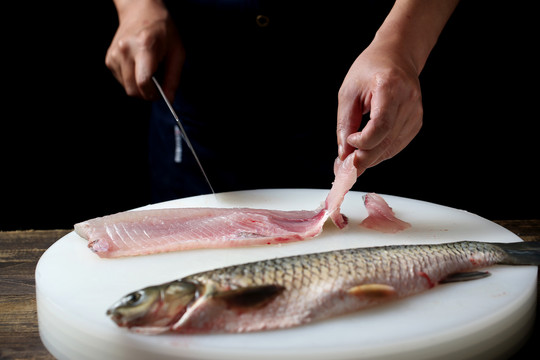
[36,189,537,360]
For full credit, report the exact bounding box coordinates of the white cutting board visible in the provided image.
[36,189,537,360]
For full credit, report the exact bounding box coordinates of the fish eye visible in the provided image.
[126,291,143,305]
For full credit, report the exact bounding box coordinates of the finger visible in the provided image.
[333,156,343,175]
[353,104,422,169]
[347,84,398,152]
[105,44,131,92]
[337,87,366,160]
[135,49,160,100]
[352,150,368,177]
[162,40,185,102]
[119,56,140,98]
[105,47,120,82]
[106,59,123,89]
[370,107,423,167]
[110,36,145,98]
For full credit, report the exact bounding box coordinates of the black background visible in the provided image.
[2,1,538,230]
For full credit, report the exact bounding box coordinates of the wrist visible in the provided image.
[370,28,425,76]
[373,0,459,75]
[113,0,168,23]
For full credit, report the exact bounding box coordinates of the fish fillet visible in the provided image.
[75,207,328,258]
[75,154,358,258]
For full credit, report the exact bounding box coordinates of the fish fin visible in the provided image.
[440,271,491,284]
[130,326,170,335]
[347,284,396,299]
[491,241,540,265]
[214,285,285,309]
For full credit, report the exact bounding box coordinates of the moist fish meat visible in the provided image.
[360,193,411,233]
[75,154,359,258]
[107,241,540,334]
[75,207,328,258]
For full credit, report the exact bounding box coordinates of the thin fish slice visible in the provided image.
[360,193,411,233]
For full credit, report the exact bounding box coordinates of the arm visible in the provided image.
[105,0,184,101]
[336,0,459,175]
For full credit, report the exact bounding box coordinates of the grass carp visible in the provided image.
[107,241,540,334]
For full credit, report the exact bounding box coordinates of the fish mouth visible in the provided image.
[106,308,129,327]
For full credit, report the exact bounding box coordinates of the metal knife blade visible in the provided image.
[152,76,215,195]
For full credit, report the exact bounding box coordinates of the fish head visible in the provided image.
[106,280,198,334]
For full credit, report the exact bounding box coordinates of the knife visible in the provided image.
[152,76,215,195]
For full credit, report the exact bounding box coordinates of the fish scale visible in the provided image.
[107,241,540,334]
[183,243,506,331]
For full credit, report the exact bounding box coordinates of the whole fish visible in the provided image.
[107,241,540,334]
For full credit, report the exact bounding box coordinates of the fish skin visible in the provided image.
[108,241,540,334]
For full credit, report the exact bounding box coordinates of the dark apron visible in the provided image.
[150,0,391,201]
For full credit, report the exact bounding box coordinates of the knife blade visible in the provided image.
[152,76,215,195]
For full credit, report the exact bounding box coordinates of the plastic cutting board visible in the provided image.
[36,189,537,359]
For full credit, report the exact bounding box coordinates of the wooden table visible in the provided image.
[1,222,539,359]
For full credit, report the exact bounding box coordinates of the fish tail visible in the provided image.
[492,241,540,265]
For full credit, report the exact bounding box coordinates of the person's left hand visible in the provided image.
[336,40,424,176]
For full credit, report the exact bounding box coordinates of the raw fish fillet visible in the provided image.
[75,154,358,258]
[75,208,327,258]
[360,193,411,233]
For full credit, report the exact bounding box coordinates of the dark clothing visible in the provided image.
[150,0,391,202]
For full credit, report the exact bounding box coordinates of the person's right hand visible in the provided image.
[105,0,185,101]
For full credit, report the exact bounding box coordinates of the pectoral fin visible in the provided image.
[347,284,396,299]
[441,271,491,284]
[214,285,285,309]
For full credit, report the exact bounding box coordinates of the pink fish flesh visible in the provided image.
[75,154,359,258]
[360,193,411,233]
[75,207,328,258]
[326,155,358,229]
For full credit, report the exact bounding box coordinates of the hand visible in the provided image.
[105,0,185,101]
[336,41,423,176]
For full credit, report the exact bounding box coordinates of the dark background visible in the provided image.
[2,1,538,230]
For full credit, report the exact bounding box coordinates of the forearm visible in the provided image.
[112,0,168,22]
[373,0,459,74]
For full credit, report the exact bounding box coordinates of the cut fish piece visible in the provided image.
[359,193,411,233]
[75,207,328,258]
[75,154,358,258]
[76,154,407,258]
